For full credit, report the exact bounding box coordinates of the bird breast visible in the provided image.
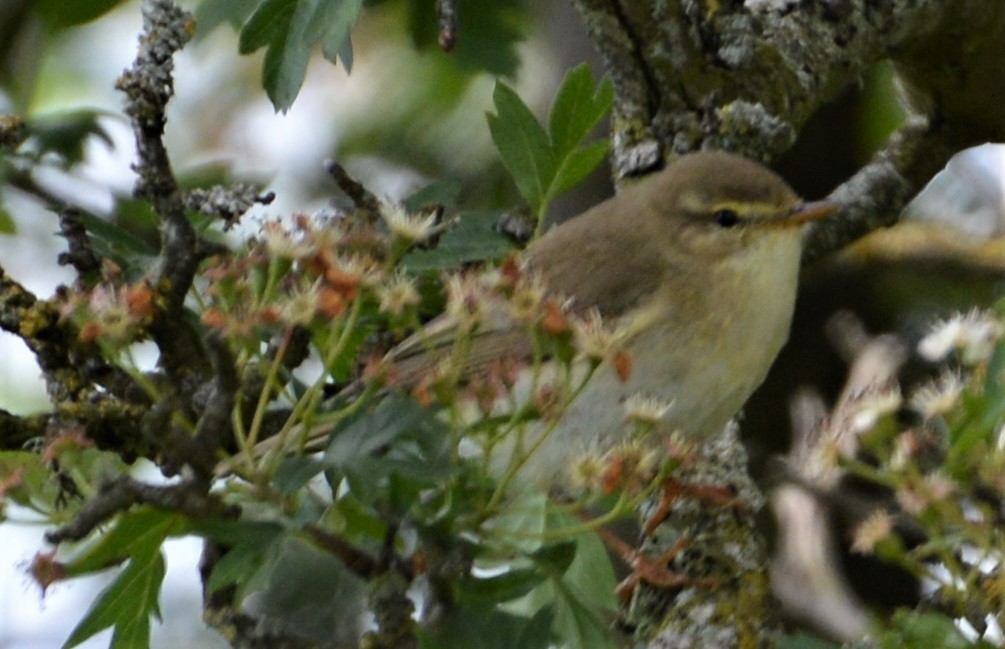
[508,229,804,487]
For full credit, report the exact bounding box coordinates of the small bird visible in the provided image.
[386,150,838,486]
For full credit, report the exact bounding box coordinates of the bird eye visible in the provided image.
[713,209,740,228]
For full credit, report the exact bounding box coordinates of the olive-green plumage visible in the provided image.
[387,150,836,484]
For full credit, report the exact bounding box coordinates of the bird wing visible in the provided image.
[526,203,668,319]
[387,312,534,387]
[388,194,671,386]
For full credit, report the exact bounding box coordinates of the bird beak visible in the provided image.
[776,200,840,226]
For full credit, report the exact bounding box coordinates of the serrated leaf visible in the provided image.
[489,83,554,212]
[548,65,613,156]
[323,393,449,501]
[401,210,516,272]
[550,139,609,196]
[65,507,183,576]
[62,548,166,649]
[332,33,353,73]
[240,0,361,112]
[207,543,265,595]
[307,0,361,67]
[239,0,311,112]
[489,68,611,221]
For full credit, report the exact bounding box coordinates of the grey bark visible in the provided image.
[566,1,1005,645]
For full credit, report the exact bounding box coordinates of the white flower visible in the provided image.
[849,385,902,433]
[381,202,439,242]
[572,308,623,360]
[850,509,893,554]
[260,220,315,259]
[444,273,490,331]
[377,274,420,316]
[918,310,1004,365]
[623,394,674,425]
[957,310,1004,365]
[507,275,548,322]
[280,287,319,326]
[909,372,964,420]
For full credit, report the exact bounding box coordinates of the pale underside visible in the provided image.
[388,219,804,486]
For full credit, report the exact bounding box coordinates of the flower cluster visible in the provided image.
[200,211,391,341]
[917,309,1004,365]
[61,277,157,348]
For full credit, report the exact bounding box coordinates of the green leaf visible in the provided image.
[459,567,546,604]
[530,541,577,576]
[62,548,166,649]
[0,203,15,235]
[208,536,285,597]
[419,603,551,649]
[488,67,611,223]
[488,83,554,212]
[195,0,262,35]
[306,0,361,68]
[273,456,327,494]
[778,632,842,649]
[241,0,313,112]
[258,536,366,644]
[64,507,183,576]
[403,178,463,213]
[516,607,554,649]
[549,576,618,649]
[239,0,295,52]
[36,0,129,27]
[185,519,287,599]
[239,0,362,112]
[322,393,450,503]
[401,210,516,272]
[27,110,115,166]
[72,208,159,279]
[500,505,618,649]
[485,490,549,554]
[879,610,987,649]
[406,0,528,78]
[314,316,373,382]
[187,518,287,546]
[0,451,53,513]
[548,64,613,156]
[556,525,618,613]
[550,139,609,196]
